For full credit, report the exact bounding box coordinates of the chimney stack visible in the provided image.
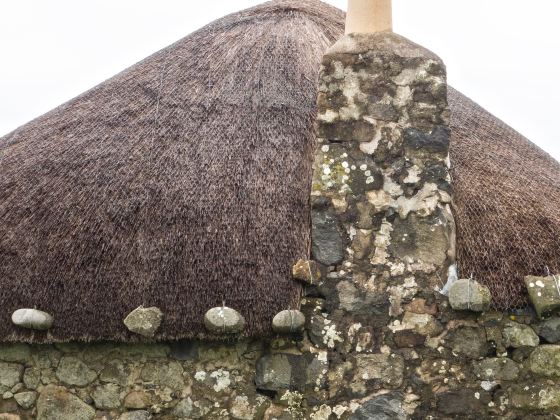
[311,16,455,318]
[345,0,392,34]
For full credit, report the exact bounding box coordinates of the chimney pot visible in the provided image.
[345,0,393,34]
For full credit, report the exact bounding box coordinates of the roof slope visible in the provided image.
[449,87,560,309]
[0,0,344,342]
[1,0,558,343]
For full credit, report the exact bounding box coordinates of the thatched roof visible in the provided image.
[0,0,558,343]
[449,87,560,309]
[0,0,344,342]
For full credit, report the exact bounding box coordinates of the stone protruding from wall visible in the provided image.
[313,32,454,311]
[11,309,54,331]
[123,307,163,338]
[525,274,560,318]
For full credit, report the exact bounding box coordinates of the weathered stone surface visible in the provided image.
[11,309,53,330]
[13,392,37,410]
[204,307,245,334]
[525,275,560,318]
[272,310,305,333]
[392,312,443,337]
[256,353,292,390]
[480,381,498,391]
[174,397,211,419]
[510,385,560,411]
[311,209,345,266]
[394,184,446,219]
[308,315,331,348]
[262,404,291,420]
[0,363,23,390]
[393,331,426,348]
[390,212,449,266]
[352,229,373,260]
[255,353,327,392]
[123,306,163,338]
[91,383,121,409]
[350,393,406,420]
[502,321,540,348]
[312,144,383,195]
[0,345,30,363]
[174,398,196,418]
[118,411,152,420]
[369,103,399,122]
[511,346,534,363]
[317,119,378,143]
[312,29,454,414]
[123,391,153,409]
[140,361,184,391]
[448,279,491,312]
[473,358,519,381]
[445,327,491,359]
[0,414,20,420]
[529,345,560,377]
[337,281,361,312]
[229,395,258,420]
[37,385,95,420]
[538,317,560,343]
[353,354,404,390]
[404,298,438,315]
[485,325,506,354]
[55,356,97,386]
[404,126,449,156]
[99,359,131,386]
[292,259,321,284]
[23,368,41,390]
[436,389,488,416]
[325,32,442,60]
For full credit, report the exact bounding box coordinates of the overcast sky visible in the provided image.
[1,1,558,160]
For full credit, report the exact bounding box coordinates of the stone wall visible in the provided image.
[2,32,560,420]
[1,313,560,419]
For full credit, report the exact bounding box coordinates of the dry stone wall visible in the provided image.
[1,32,560,420]
[1,312,560,420]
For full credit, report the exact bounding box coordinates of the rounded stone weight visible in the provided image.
[272,310,306,333]
[204,307,245,334]
[448,279,491,312]
[123,306,163,338]
[12,308,54,330]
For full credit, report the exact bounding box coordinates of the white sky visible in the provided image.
[1,1,559,160]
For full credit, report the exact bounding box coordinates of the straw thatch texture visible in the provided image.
[0,0,344,342]
[449,87,560,309]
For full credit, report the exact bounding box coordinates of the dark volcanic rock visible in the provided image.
[311,209,345,266]
[436,389,488,416]
[393,330,426,348]
[404,125,449,154]
[255,353,327,392]
[350,393,406,420]
[539,317,560,343]
[444,327,492,359]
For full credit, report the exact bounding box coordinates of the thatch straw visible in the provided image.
[0,0,557,343]
[0,0,344,342]
[449,87,560,309]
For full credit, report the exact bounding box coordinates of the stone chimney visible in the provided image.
[311,6,455,318]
